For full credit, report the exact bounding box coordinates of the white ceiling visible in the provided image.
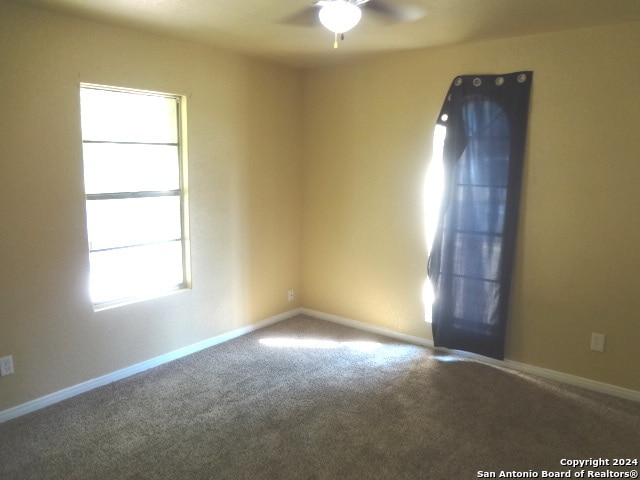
[9,0,640,68]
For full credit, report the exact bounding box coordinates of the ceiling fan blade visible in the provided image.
[363,0,426,23]
[280,5,321,26]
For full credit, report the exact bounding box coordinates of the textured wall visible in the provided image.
[0,3,302,411]
[301,22,640,391]
[1,2,639,413]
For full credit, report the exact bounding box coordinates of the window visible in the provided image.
[423,123,446,322]
[79,84,189,308]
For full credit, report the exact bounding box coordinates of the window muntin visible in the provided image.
[80,85,188,307]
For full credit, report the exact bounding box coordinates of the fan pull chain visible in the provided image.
[334,32,338,49]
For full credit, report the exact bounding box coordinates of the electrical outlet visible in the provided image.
[0,356,14,376]
[590,333,605,353]
[288,289,294,302]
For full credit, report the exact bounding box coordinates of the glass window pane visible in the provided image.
[87,196,182,251]
[83,143,179,194]
[80,87,178,144]
[90,242,184,304]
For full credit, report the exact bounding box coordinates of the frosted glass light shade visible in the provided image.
[319,1,362,33]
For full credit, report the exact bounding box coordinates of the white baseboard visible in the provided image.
[301,308,434,348]
[0,308,302,424]
[301,308,640,403]
[3,305,637,424]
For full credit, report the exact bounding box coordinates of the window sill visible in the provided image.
[92,285,190,312]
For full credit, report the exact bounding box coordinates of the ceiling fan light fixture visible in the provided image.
[319,1,362,34]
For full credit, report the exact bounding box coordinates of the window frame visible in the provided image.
[79,83,191,310]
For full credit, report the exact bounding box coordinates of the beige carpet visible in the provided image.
[1,315,639,479]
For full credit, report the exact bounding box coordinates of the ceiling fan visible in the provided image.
[285,0,426,48]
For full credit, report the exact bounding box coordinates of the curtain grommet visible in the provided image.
[495,77,505,86]
[517,73,527,83]
[473,77,482,86]
[454,77,463,86]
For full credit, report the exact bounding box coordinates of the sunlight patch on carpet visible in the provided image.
[259,337,382,352]
[431,354,462,362]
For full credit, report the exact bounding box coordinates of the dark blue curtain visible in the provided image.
[429,72,533,360]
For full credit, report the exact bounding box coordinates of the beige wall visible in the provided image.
[2,2,640,413]
[0,3,302,411]
[301,22,640,392]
